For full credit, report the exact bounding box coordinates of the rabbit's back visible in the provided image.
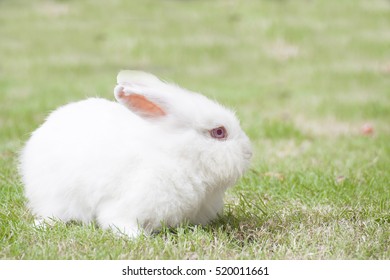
[19,98,145,222]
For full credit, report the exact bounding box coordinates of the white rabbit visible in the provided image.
[19,70,252,238]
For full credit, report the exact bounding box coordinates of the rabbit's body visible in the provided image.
[20,71,252,237]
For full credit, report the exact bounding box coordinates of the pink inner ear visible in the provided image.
[118,90,166,118]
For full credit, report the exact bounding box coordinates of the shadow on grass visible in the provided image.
[152,192,283,248]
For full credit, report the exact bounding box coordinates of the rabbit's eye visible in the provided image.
[210,126,227,140]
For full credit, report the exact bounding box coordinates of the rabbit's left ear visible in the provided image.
[114,70,167,118]
[117,70,162,86]
[114,85,166,118]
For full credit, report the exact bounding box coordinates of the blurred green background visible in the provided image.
[0,0,389,259]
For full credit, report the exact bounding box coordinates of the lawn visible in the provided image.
[0,0,389,259]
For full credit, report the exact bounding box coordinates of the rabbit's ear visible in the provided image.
[114,85,166,118]
[117,70,162,87]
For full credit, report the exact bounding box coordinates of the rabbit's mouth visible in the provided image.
[243,150,253,161]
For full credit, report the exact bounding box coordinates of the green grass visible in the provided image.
[1,0,389,259]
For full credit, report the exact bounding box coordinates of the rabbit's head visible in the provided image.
[114,70,252,190]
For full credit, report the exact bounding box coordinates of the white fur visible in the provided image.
[19,71,252,238]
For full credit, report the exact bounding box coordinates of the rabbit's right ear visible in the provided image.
[114,85,166,118]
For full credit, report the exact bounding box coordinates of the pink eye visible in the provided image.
[210,126,227,140]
